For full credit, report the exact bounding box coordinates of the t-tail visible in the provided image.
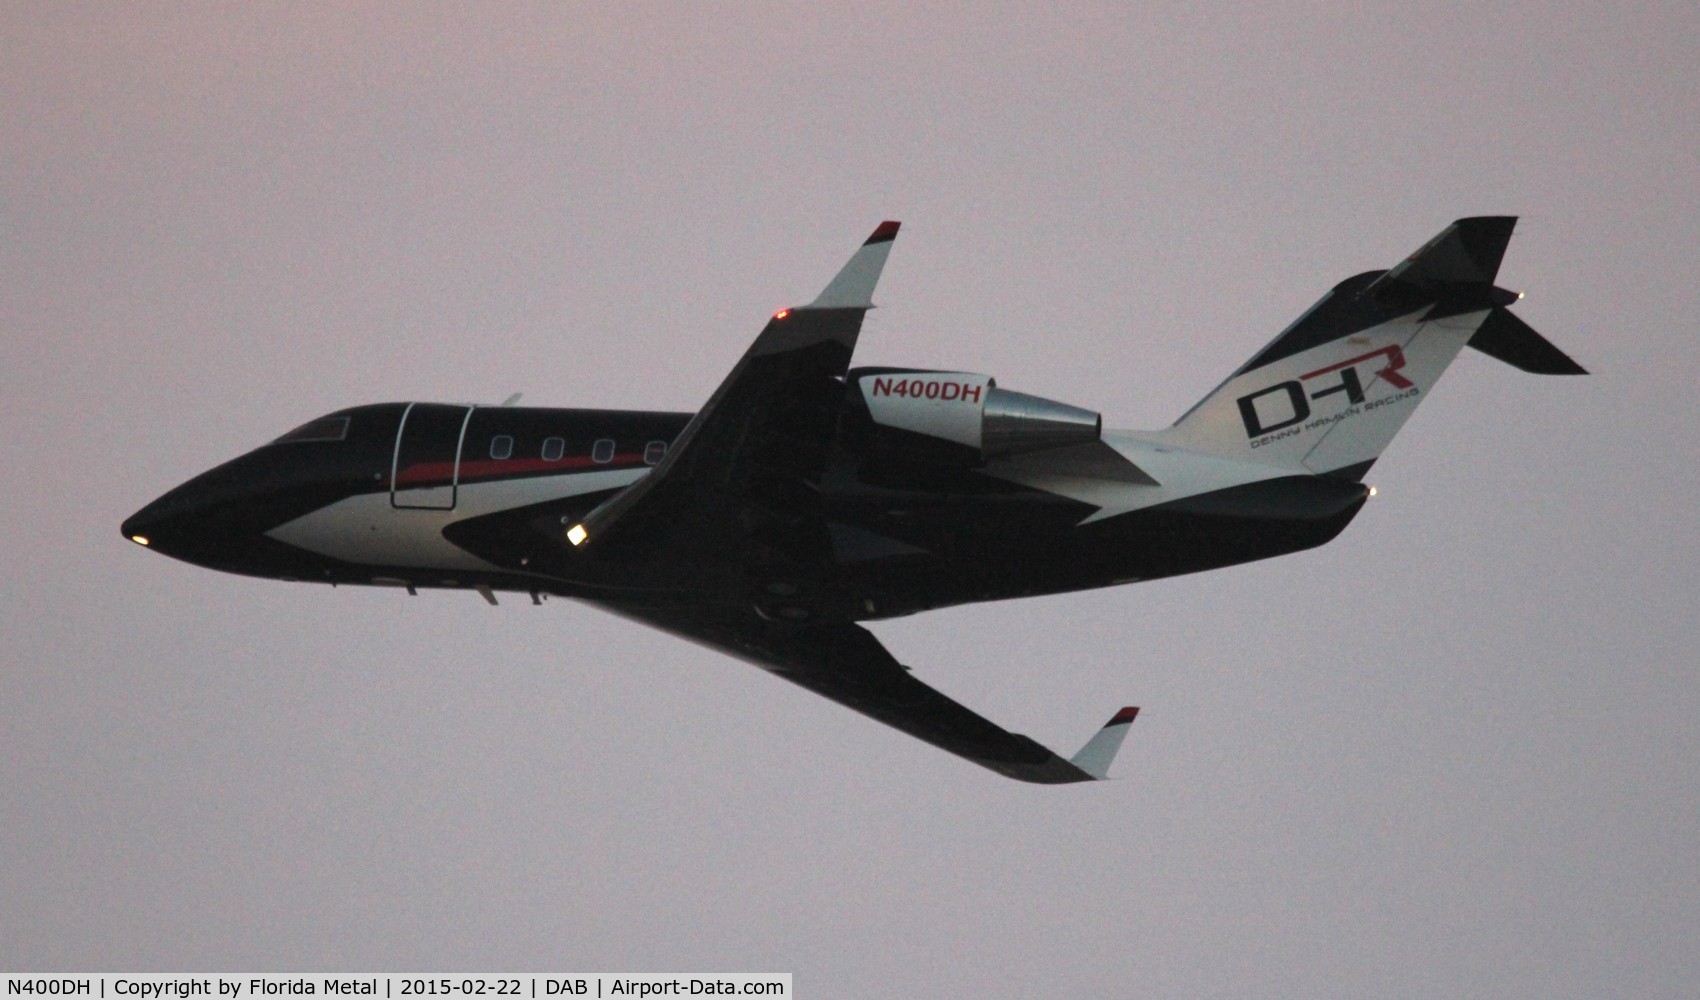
[1159,217,1584,479]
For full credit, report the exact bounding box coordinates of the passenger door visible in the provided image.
[390,403,473,509]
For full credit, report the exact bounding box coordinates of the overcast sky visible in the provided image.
[5,4,1698,995]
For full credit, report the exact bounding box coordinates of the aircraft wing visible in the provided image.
[568,223,1137,781]
[568,222,902,568]
[610,608,1137,784]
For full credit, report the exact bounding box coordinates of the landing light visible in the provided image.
[131,535,150,546]
[567,524,589,546]
[1368,486,1378,497]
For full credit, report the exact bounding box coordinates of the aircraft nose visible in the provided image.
[121,509,154,548]
[119,453,331,578]
[121,488,202,556]
[120,462,252,563]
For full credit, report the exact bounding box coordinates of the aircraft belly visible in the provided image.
[828,471,1369,616]
[265,469,647,572]
[982,433,1300,525]
[266,493,496,571]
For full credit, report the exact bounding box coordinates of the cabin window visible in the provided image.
[592,438,616,464]
[541,437,565,462]
[644,440,668,466]
[490,435,514,460]
[273,415,349,444]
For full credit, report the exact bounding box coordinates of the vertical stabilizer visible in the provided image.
[1160,218,1579,477]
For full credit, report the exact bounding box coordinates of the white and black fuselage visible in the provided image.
[123,218,1581,783]
[122,397,1368,618]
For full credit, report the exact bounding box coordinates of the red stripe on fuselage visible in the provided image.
[394,453,647,487]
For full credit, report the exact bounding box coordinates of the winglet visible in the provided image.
[808,220,901,309]
[1068,706,1139,780]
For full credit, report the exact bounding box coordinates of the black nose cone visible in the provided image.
[121,451,350,580]
[121,484,210,560]
[119,454,264,569]
[120,508,157,548]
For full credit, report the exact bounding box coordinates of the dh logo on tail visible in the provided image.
[1237,346,1412,437]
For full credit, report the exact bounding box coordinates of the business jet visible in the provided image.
[123,218,1582,782]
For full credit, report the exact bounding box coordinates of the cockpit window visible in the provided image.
[273,415,350,444]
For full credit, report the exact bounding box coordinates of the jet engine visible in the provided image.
[846,368,1100,471]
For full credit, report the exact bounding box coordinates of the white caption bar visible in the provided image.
[2,977,791,1000]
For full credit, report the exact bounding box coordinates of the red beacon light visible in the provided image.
[774,308,791,320]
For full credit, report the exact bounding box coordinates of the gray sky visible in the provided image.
[5,4,1698,995]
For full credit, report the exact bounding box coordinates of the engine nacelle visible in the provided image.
[851,368,1101,461]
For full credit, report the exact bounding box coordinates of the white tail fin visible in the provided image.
[1159,218,1582,478]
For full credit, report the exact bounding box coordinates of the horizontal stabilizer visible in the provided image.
[1069,706,1139,779]
[1468,307,1587,374]
[1365,215,1517,296]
